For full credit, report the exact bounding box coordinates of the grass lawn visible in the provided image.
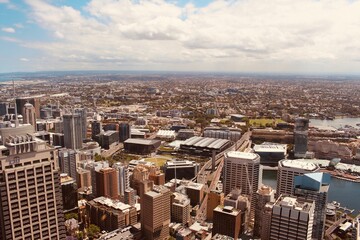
[143,157,168,167]
[249,118,285,127]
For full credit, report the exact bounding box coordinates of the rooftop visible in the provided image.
[181,136,230,149]
[92,196,132,211]
[279,159,319,171]
[124,138,160,145]
[225,151,260,161]
[185,182,204,191]
[164,159,199,167]
[276,195,314,212]
[214,205,240,216]
[146,185,170,197]
[173,192,190,205]
[103,130,117,136]
[253,144,287,153]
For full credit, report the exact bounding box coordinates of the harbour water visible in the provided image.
[310,117,360,129]
[262,170,360,213]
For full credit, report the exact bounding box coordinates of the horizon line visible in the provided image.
[1,69,360,77]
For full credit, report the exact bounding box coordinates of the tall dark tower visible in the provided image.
[91,121,102,140]
[294,117,309,158]
[63,114,82,150]
[119,122,131,142]
[74,108,87,140]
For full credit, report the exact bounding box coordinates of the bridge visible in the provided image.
[194,131,252,221]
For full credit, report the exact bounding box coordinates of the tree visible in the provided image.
[87,224,100,240]
[65,212,78,220]
[94,153,103,162]
[76,231,84,240]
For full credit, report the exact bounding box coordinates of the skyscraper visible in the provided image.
[91,120,102,140]
[74,108,87,140]
[294,172,330,240]
[270,195,315,240]
[260,203,273,240]
[171,192,191,225]
[95,167,119,199]
[223,189,250,234]
[142,185,171,240]
[119,122,131,142]
[84,161,109,197]
[16,97,40,119]
[60,173,78,213]
[294,117,309,158]
[63,113,83,150]
[58,148,77,179]
[223,151,260,216]
[276,159,320,198]
[22,102,36,130]
[113,162,130,197]
[206,190,224,221]
[0,102,8,116]
[185,182,204,207]
[124,188,136,206]
[254,185,275,238]
[212,206,241,239]
[0,131,66,239]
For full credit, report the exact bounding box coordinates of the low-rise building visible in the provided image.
[86,197,137,232]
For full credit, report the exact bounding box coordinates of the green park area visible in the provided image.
[249,118,285,127]
[143,157,169,167]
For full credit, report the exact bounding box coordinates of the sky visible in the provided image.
[1,0,360,74]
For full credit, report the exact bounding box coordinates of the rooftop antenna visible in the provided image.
[13,79,19,127]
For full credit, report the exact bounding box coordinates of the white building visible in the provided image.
[276,159,320,198]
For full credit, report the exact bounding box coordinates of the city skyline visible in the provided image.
[2,0,360,74]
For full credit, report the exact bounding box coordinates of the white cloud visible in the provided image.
[1,27,16,33]
[20,58,30,62]
[0,0,9,3]
[21,0,360,73]
[14,23,24,28]
[54,31,64,39]
[0,36,22,43]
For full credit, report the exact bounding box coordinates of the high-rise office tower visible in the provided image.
[212,206,241,239]
[0,102,8,116]
[77,168,91,193]
[270,195,315,240]
[58,148,77,179]
[91,120,102,140]
[119,122,131,142]
[22,102,36,130]
[185,182,204,207]
[223,151,260,216]
[124,188,136,206]
[294,117,309,158]
[85,161,109,197]
[260,203,273,240]
[16,97,40,119]
[254,185,275,238]
[142,185,171,240]
[276,159,320,198]
[294,173,330,240]
[74,108,87,140]
[224,189,250,234]
[0,131,65,240]
[95,167,119,199]
[60,173,78,213]
[171,192,191,225]
[113,162,130,197]
[206,190,224,221]
[63,114,83,150]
